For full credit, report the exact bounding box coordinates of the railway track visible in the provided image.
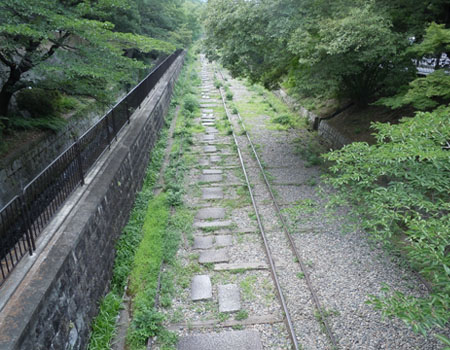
[215,66,338,349]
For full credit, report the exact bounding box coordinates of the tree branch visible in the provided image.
[0,52,14,68]
[41,32,71,62]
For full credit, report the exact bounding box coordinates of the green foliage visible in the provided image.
[0,0,204,124]
[377,23,450,110]
[271,114,291,126]
[16,88,62,118]
[235,310,249,321]
[127,194,169,349]
[323,108,450,339]
[182,94,199,113]
[204,0,446,105]
[127,306,165,346]
[8,115,67,132]
[226,91,234,101]
[88,124,170,350]
[0,0,177,117]
[88,293,122,350]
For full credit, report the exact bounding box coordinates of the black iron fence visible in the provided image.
[0,49,183,285]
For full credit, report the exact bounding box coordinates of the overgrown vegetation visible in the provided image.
[204,0,448,107]
[88,120,170,350]
[126,194,169,348]
[205,1,450,345]
[324,109,450,342]
[88,52,199,350]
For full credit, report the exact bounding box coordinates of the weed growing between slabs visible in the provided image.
[87,53,200,350]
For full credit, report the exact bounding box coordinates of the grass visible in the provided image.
[88,120,171,350]
[235,310,249,321]
[240,275,257,301]
[88,293,122,349]
[293,136,325,167]
[126,194,169,349]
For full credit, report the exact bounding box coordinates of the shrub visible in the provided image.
[9,115,67,132]
[272,114,291,126]
[323,108,450,340]
[182,94,199,113]
[16,88,61,117]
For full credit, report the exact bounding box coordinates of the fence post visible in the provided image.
[73,137,85,186]
[20,191,36,254]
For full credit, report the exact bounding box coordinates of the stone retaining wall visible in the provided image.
[274,89,351,149]
[0,52,185,350]
[0,99,109,209]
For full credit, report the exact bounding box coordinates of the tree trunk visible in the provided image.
[0,67,22,117]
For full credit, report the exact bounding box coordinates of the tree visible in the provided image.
[0,0,175,119]
[287,3,413,104]
[204,0,298,88]
[204,0,416,104]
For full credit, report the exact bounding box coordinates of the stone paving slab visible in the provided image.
[200,174,223,183]
[169,315,281,331]
[210,155,221,163]
[199,158,209,166]
[199,249,229,264]
[218,284,241,312]
[202,169,223,175]
[177,330,263,350]
[195,207,225,220]
[191,275,212,301]
[202,122,215,127]
[205,127,218,133]
[215,235,233,247]
[202,134,216,141]
[193,236,214,249]
[193,220,233,229]
[202,187,224,200]
[214,262,269,271]
[201,109,214,113]
[200,104,219,108]
[203,145,217,153]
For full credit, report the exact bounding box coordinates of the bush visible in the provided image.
[226,91,233,100]
[9,115,67,132]
[16,88,61,117]
[272,114,291,126]
[182,94,199,113]
[323,108,450,340]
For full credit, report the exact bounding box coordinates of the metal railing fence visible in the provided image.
[0,49,183,285]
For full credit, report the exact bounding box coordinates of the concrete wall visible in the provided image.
[0,52,185,350]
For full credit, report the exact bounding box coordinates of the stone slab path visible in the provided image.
[191,275,212,301]
[218,284,241,312]
[178,330,263,350]
[157,56,291,350]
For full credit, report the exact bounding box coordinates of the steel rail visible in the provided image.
[217,68,339,349]
[213,70,300,350]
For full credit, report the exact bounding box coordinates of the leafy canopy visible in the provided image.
[0,0,203,120]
